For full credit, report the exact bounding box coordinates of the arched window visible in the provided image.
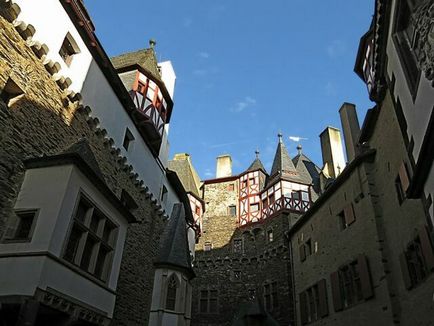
[165,274,178,311]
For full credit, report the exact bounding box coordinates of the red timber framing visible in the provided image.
[238,171,264,226]
[261,180,312,219]
[188,193,204,237]
[130,71,168,142]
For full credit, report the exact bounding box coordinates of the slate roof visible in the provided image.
[62,138,104,180]
[293,153,322,195]
[168,155,201,198]
[268,136,304,185]
[154,203,195,279]
[246,157,266,174]
[111,48,162,83]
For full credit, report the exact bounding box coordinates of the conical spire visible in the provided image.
[154,203,195,279]
[246,150,266,173]
[270,133,297,177]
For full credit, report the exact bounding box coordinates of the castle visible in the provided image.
[0,0,433,326]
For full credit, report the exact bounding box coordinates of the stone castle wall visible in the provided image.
[0,14,164,326]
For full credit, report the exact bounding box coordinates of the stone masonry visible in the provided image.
[0,14,165,326]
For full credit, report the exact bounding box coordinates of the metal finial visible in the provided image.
[297,144,302,155]
[255,150,260,159]
[149,39,156,48]
[278,132,283,143]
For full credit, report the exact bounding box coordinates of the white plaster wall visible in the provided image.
[0,164,131,316]
[0,257,45,296]
[16,0,180,214]
[149,269,191,326]
[58,165,129,290]
[158,61,176,99]
[386,0,434,224]
[81,60,179,214]
[39,257,116,316]
[0,165,72,254]
[15,0,93,93]
[187,227,196,259]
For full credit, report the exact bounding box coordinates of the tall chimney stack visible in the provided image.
[320,127,346,179]
[339,102,360,162]
[216,155,232,178]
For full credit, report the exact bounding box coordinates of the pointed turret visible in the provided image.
[269,133,302,184]
[154,203,195,279]
[246,150,267,174]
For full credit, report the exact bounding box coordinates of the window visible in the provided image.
[204,241,212,251]
[228,205,236,217]
[121,189,138,213]
[263,282,278,311]
[400,225,434,289]
[330,255,373,312]
[393,0,423,98]
[300,238,314,262]
[64,195,118,282]
[199,289,218,314]
[161,185,168,204]
[1,77,24,107]
[165,274,178,311]
[338,203,356,230]
[241,180,247,188]
[2,210,38,242]
[299,280,328,325]
[249,177,255,185]
[195,205,201,216]
[250,203,259,212]
[396,162,410,204]
[233,238,243,253]
[123,128,135,151]
[59,32,80,66]
[227,183,235,191]
[269,193,275,204]
[267,229,274,243]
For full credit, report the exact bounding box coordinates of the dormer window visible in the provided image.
[59,32,80,66]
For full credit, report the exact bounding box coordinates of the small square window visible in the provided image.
[121,189,139,213]
[227,184,235,191]
[228,205,236,217]
[250,203,259,212]
[123,128,135,151]
[3,210,38,242]
[59,32,80,66]
[195,205,201,216]
[204,241,212,251]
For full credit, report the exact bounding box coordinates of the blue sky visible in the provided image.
[84,0,375,179]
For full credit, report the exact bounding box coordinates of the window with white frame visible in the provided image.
[63,194,118,282]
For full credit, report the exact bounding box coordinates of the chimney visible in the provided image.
[339,103,360,162]
[216,155,232,178]
[320,127,346,179]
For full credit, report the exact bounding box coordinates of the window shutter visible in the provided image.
[3,215,19,239]
[357,255,374,299]
[399,252,413,290]
[330,271,343,311]
[398,162,410,192]
[344,204,356,225]
[299,291,308,325]
[317,279,329,317]
[300,244,306,262]
[418,225,434,272]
